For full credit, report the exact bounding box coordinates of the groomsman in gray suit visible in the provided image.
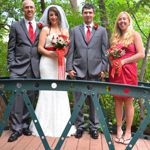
[66,3,108,139]
[7,0,40,142]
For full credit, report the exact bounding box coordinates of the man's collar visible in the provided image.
[83,22,94,28]
[24,18,35,24]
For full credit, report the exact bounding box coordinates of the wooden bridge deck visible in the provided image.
[0,131,150,150]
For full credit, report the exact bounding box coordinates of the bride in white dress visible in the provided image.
[30,5,75,137]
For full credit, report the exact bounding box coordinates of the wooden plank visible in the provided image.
[37,136,56,150]
[62,135,79,150]
[51,137,59,150]
[144,139,150,150]
[89,133,102,150]
[7,135,33,150]
[0,131,150,150]
[60,136,68,150]
[77,132,90,150]
[24,136,41,150]
[136,138,149,150]
[101,134,109,150]
[1,130,10,139]
[132,143,138,150]
[0,131,14,149]
[1,135,24,150]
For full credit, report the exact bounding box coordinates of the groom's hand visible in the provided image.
[98,71,105,81]
[68,70,76,78]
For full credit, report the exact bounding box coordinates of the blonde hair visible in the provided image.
[110,11,135,47]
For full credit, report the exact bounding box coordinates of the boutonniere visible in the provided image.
[37,22,43,29]
[93,23,98,30]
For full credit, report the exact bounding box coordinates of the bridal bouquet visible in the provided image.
[51,34,70,50]
[51,34,70,80]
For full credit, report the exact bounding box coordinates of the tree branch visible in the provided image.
[126,0,148,40]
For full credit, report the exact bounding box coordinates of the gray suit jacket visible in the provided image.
[7,19,40,78]
[66,24,108,78]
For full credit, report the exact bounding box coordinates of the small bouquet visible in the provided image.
[51,34,70,50]
[107,45,126,78]
[107,46,126,61]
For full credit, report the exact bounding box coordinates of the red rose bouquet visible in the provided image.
[51,34,70,80]
[51,35,70,50]
[107,46,126,61]
[107,45,126,78]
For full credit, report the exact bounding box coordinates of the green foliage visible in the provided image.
[138,57,150,82]
[0,40,9,77]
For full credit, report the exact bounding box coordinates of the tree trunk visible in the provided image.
[137,33,150,121]
[139,33,150,81]
[98,0,111,42]
[69,0,78,11]
[40,0,45,13]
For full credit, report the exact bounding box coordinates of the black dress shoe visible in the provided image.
[75,129,83,138]
[8,131,22,142]
[22,128,32,136]
[90,130,99,139]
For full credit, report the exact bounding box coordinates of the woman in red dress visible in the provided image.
[109,12,145,144]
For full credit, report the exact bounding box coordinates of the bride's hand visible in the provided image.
[48,51,58,58]
[64,47,69,56]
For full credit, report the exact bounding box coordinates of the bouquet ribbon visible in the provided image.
[56,48,65,80]
[111,59,122,78]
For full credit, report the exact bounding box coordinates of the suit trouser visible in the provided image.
[10,66,37,133]
[73,76,99,131]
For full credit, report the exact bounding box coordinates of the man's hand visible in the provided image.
[68,70,76,78]
[98,71,105,80]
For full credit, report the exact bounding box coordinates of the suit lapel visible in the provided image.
[79,24,97,45]
[34,24,40,42]
[89,27,96,44]
[20,19,31,43]
[79,24,87,45]
[20,19,40,45]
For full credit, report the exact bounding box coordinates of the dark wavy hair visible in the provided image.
[82,3,95,13]
[47,7,61,27]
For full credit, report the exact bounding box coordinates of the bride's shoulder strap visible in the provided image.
[49,26,51,35]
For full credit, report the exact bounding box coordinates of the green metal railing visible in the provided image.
[0,78,150,150]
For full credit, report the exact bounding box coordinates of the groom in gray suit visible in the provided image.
[66,3,108,139]
[7,0,40,142]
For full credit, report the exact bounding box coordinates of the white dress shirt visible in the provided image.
[84,22,94,34]
[24,18,36,33]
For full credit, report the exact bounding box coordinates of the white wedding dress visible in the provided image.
[30,34,75,137]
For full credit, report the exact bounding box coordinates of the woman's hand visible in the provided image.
[46,51,58,58]
[121,59,125,66]
[48,51,58,58]
[110,59,124,68]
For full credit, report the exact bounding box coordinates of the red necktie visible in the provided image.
[86,26,91,43]
[28,22,34,43]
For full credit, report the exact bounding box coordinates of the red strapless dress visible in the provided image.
[109,43,138,98]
